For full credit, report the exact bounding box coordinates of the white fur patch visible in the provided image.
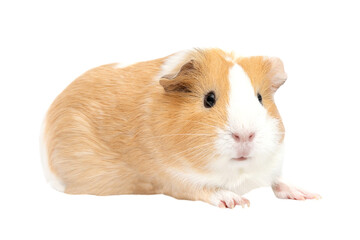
[113,62,133,69]
[155,49,191,80]
[166,143,283,196]
[227,63,267,130]
[225,55,235,63]
[40,121,65,192]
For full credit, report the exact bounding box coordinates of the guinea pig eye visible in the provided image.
[204,91,216,108]
[257,93,263,105]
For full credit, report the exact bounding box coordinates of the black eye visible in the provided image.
[204,91,216,108]
[257,93,263,105]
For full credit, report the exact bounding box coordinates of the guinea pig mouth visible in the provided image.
[232,157,248,161]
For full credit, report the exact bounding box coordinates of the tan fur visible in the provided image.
[43,49,286,204]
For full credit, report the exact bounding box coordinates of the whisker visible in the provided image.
[165,142,214,161]
[147,133,215,140]
[171,146,216,166]
[181,119,221,129]
[190,148,217,162]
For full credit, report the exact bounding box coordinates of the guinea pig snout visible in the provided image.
[231,132,255,159]
[231,132,255,143]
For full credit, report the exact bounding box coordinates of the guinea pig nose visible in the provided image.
[248,132,255,142]
[232,132,255,142]
[232,133,241,142]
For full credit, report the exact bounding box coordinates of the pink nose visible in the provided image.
[232,132,255,142]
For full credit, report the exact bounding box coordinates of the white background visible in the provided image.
[1,0,359,239]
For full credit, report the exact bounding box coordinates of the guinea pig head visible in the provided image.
[155,49,287,173]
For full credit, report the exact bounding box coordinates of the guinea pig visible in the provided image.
[41,48,320,208]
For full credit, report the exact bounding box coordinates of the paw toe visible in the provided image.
[212,190,250,209]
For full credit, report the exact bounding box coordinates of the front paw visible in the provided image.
[210,189,250,209]
[272,181,321,200]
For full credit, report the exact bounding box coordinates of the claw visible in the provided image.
[211,189,250,209]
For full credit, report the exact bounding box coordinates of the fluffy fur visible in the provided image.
[41,48,320,208]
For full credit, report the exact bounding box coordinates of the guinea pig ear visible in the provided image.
[267,57,288,91]
[159,60,196,93]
